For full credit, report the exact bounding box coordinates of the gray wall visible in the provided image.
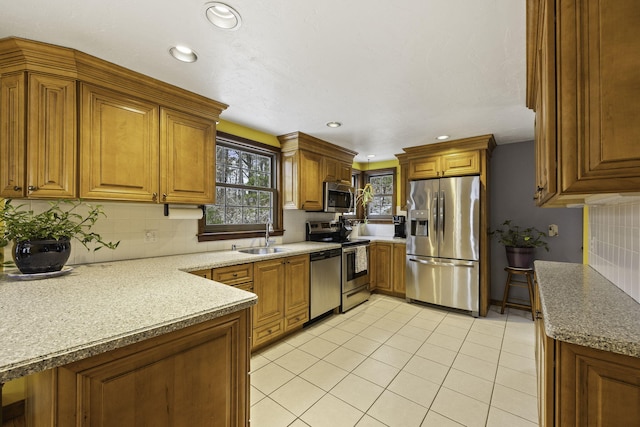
[489,140,583,303]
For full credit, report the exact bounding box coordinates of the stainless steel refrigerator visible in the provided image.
[406,176,480,316]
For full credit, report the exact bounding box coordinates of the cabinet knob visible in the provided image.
[13,185,22,191]
[232,273,238,277]
[28,185,38,191]
[152,192,158,201]
[162,193,167,201]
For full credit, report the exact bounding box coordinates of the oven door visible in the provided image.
[342,245,370,292]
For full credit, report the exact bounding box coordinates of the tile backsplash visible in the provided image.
[1,201,335,267]
[588,200,640,302]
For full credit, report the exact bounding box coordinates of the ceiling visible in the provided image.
[0,0,533,162]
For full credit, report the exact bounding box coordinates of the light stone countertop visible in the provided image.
[0,241,338,382]
[535,260,640,358]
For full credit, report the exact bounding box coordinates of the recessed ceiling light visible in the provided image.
[205,2,242,30]
[169,45,198,63]
[326,121,342,128]
[436,135,450,140]
[367,154,376,159]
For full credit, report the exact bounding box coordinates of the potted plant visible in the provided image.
[491,220,549,268]
[0,199,119,274]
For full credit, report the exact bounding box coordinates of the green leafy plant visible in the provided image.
[0,199,119,251]
[354,183,374,222]
[490,220,549,251]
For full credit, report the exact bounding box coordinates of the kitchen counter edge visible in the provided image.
[535,260,640,358]
[0,241,338,382]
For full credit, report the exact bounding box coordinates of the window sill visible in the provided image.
[197,229,284,242]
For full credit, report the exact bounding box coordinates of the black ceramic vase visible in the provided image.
[505,246,535,269]
[12,238,71,274]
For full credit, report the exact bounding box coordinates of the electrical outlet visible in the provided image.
[548,224,558,237]
[144,229,157,242]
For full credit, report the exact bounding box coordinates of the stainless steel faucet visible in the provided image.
[265,219,274,247]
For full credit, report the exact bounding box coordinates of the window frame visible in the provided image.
[197,131,283,242]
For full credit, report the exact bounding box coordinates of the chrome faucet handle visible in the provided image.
[265,219,274,247]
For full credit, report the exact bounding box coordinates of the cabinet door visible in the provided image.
[558,0,640,194]
[441,151,480,176]
[559,342,640,426]
[27,73,77,198]
[0,72,26,198]
[284,254,310,326]
[374,242,393,291]
[160,108,215,204]
[392,243,406,295]
[28,310,250,427]
[534,287,555,427]
[299,150,323,210]
[534,0,557,205]
[409,156,441,179]
[253,259,285,328]
[324,158,352,183]
[79,83,159,202]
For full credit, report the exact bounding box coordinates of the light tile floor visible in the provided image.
[250,294,538,427]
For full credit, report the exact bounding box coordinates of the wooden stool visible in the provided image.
[500,267,535,320]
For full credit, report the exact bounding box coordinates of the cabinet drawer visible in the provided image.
[233,282,254,293]
[284,308,308,332]
[213,263,254,286]
[190,269,212,280]
[253,319,283,348]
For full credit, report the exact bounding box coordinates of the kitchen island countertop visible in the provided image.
[535,260,640,358]
[0,241,337,382]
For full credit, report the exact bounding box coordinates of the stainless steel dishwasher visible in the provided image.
[309,248,342,320]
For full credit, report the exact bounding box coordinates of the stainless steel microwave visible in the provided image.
[324,182,353,213]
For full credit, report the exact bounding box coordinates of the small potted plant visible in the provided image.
[491,220,549,268]
[0,199,119,274]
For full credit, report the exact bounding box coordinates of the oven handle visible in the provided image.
[343,245,369,254]
[408,258,474,268]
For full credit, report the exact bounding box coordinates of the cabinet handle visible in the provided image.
[28,185,38,191]
[152,192,158,201]
[535,310,543,320]
[13,185,22,191]
[232,273,238,277]
[162,193,167,201]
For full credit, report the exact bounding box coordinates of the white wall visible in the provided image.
[588,200,640,302]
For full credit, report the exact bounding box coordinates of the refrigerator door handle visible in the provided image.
[440,191,446,237]
[408,258,475,268]
[432,192,439,236]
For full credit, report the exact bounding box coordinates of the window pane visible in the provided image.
[205,137,278,232]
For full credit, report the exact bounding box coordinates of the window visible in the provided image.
[198,132,281,241]
[348,167,396,221]
[367,173,394,216]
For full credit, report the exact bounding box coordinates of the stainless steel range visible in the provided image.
[306,220,371,313]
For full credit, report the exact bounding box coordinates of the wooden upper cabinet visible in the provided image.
[298,149,324,211]
[409,151,479,179]
[160,108,215,204]
[528,0,640,205]
[0,37,227,203]
[80,83,160,202]
[0,72,77,198]
[324,157,352,182]
[279,131,357,211]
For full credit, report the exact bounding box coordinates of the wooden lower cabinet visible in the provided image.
[253,254,309,349]
[370,242,406,297]
[26,309,250,427]
[535,288,640,426]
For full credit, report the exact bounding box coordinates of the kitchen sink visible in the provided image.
[237,247,289,255]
